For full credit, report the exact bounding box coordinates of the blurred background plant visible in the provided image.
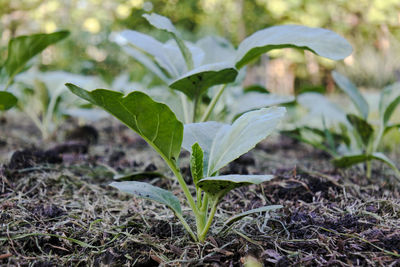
[1,0,399,90]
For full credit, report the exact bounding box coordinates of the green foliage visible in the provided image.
[297,72,400,180]
[67,83,285,242]
[116,13,351,124]
[66,84,183,162]
[235,25,352,69]
[0,91,17,111]
[0,31,69,114]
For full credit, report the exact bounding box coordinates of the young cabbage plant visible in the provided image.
[114,13,352,123]
[0,31,69,112]
[66,83,285,242]
[331,71,400,180]
[10,69,105,138]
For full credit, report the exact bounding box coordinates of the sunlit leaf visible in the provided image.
[235,25,352,69]
[332,71,369,119]
[169,62,238,100]
[110,181,182,215]
[66,84,183,162]
[0,91,18,110]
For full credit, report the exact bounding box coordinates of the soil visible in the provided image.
[1,113,400,266]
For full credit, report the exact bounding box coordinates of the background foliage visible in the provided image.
[1,0,400,89]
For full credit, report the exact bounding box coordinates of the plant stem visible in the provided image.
[165,160,199,218]
[180,93,190,124]
[198,197,219,242]
[366,160,372,179]
[192,95,199,123]
[175,213,197,242]
[200,84,227,122]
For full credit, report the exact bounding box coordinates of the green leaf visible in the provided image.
[243,84,270,94]
[110,181,182,215]
[169,62,238,100]
[182,121,227,176]
[190,143,204,186]
[332,71,369,119]
[143,13,194,70]
[4,31,69,80]
[121,46,170,83]
[383,95,400,126]
[235,25,352,69]
[333,153,399,176]
[143,13,179,35]
[332,154,372,168]
[198,175,274,198]
[346,114,373,146]
[208,107,285,175]
[0,91,18,110]
[113,171,165,181]
[118,30,177,78]
[66,84,183,162]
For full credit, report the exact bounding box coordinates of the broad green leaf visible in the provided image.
[182,121,227,175]
[235,25,352,69]
[110,181,182,215]
[4,31,69,80]
[66,84,183,162]
[0,91,18,110]
[190,143,204,185]
[208,107,285,175]
[143,13,194,70]
[223,205,283,228]
[198,175,274,198]
[169,62,238,100]
[230,92,294,118]
[332,71,369,119]
[346,114,373,146]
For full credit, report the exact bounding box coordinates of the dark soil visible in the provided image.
[1,113,400,266]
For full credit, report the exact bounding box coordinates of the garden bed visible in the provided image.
[1,114,399,266]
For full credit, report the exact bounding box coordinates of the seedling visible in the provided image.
[114,13,352,123]
[0,31,69,111]
[66,83,285,242]
[331,71,400,179]
[296,72,400,180]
